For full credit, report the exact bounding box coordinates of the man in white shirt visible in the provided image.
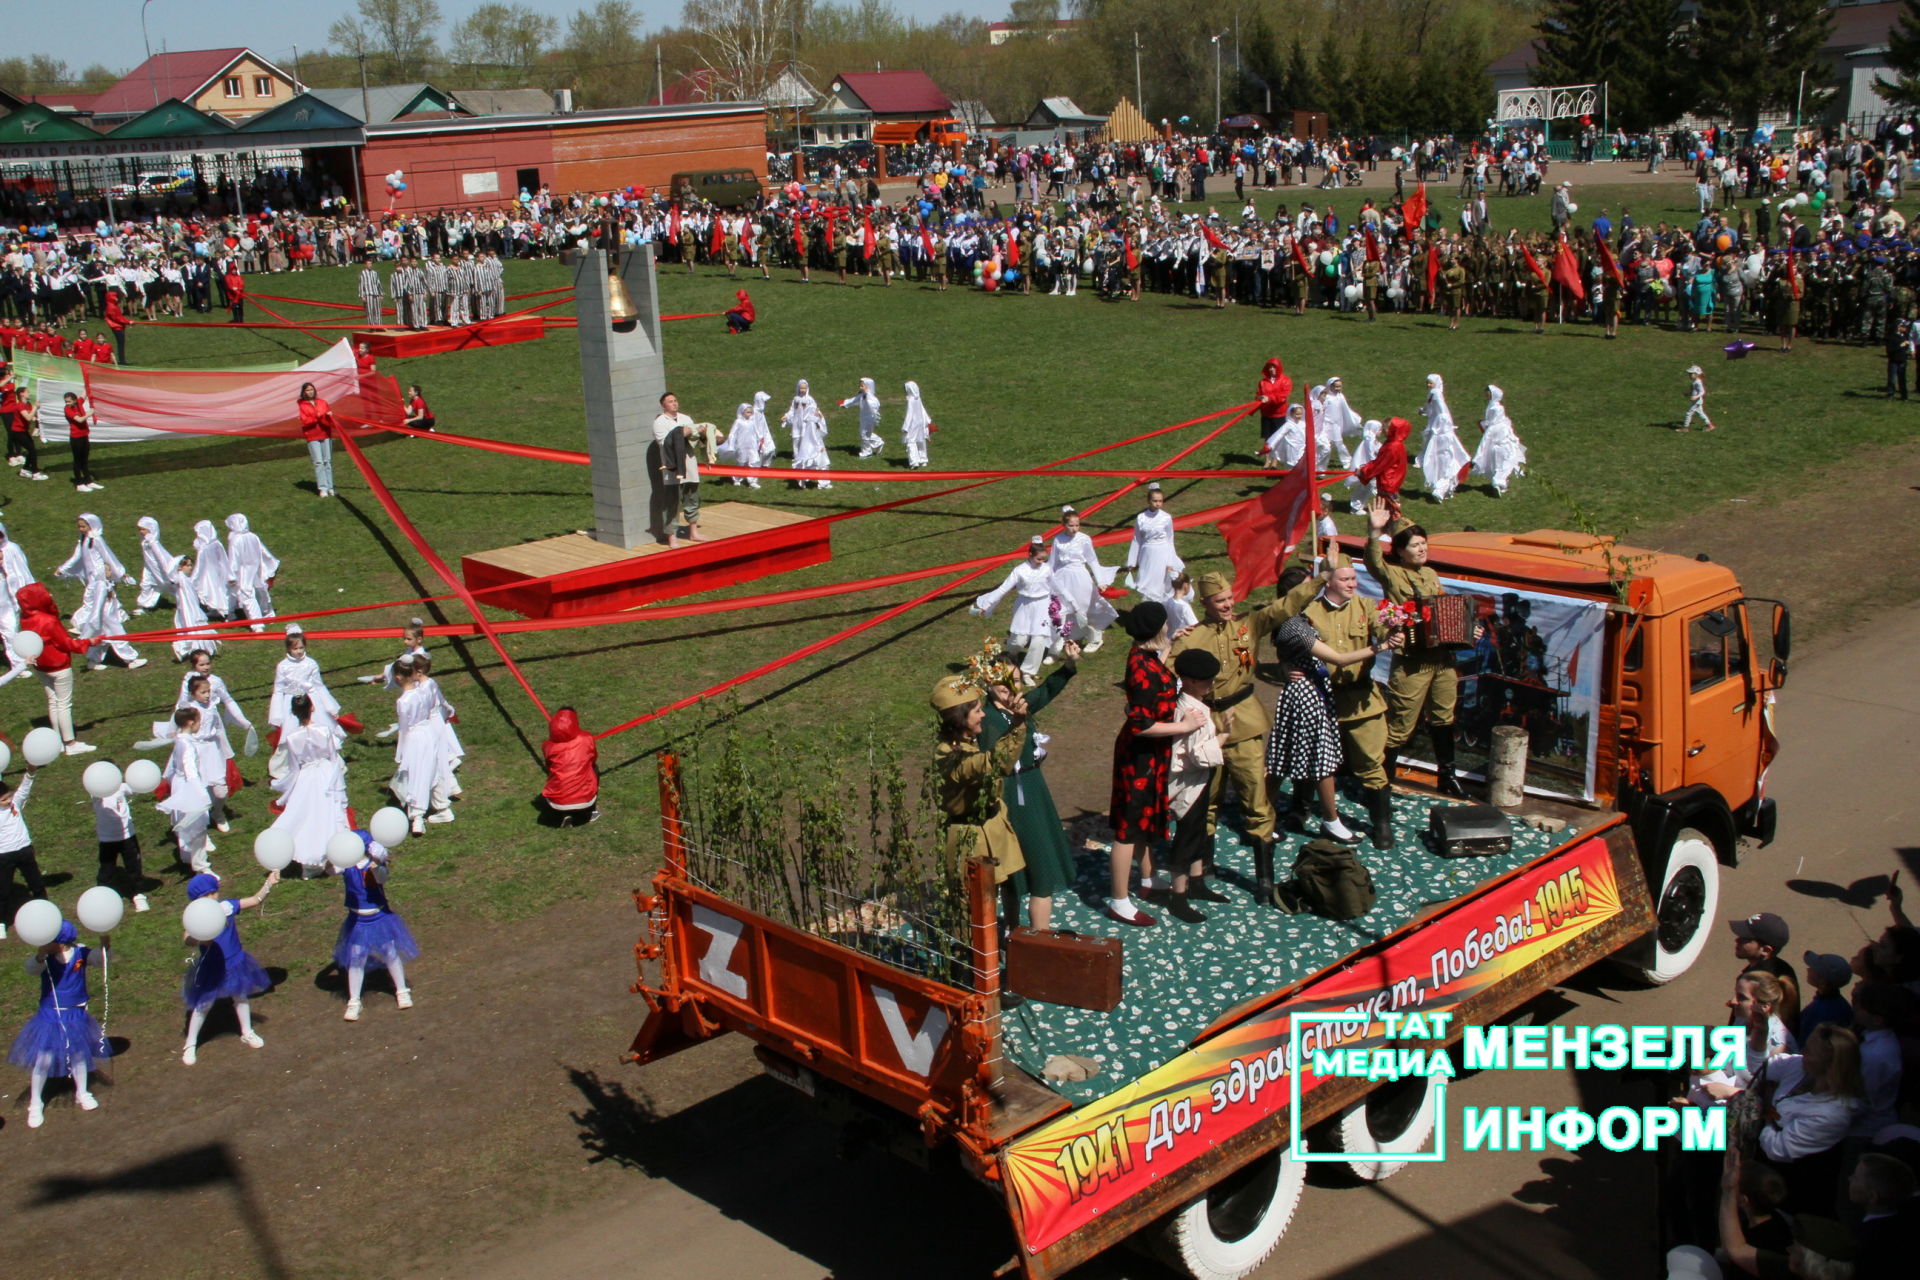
[652,392,700,548]
[1851,984,1905,1137]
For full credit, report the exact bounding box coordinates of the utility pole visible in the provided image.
[1212,31,1226,132]
[359,52,371,125]
[141,0,162,106]
[1134,31,1143,117]
[292,44,302,88]
[656,44,664,106]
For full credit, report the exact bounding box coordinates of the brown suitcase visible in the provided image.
[1005,927,1124,1011]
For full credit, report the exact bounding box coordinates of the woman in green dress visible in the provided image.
[979,638,1083,931]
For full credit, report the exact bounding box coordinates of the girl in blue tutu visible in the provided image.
[10,922,111,1128]
[180,869,278,1065]
[336,832,419,1021]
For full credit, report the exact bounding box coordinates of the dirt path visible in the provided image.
[2,442,1914,1279]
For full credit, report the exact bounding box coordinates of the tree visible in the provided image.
[1876,0,1920,108]
[1316,36,1353,130]
[1005,0,1060,32]
[449,3,558,86]
[1280,34,1317,114]
[563,1,650,107]
[683,0,801,99]
[329,0,444,82]
[1534,0,1617,86]
[1688,0,1834,127]
[1533,0,1685,132]
[0,55,123,95]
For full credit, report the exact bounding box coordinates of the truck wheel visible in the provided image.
[1333,1072,1438,1180]
[1619,828,1720,986]
[1157,1147,1307,1280]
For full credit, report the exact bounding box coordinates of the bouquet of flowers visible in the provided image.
[962,636,1022,694]
[1374,598,1419,645]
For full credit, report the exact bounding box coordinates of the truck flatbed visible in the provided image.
[1000,791,1614,1103]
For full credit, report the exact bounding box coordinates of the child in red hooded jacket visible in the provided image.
[1257,356,1291,448]
[1356,416,1411,510]
[16,583,94,754]
[539,708,598,826]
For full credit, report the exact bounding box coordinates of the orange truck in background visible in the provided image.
[628,529,1788,1279]
[873,118,969,149]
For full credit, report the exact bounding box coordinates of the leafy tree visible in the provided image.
[1688,0,1834,127]
[449,3,558,87]
[563,1,651,107]
[329,0,445,82]
[1005,0,1061,32]
[1534,0,1616,86]
[0,55,122,95]
[684,0,801,99]
[1875,0,1920,109]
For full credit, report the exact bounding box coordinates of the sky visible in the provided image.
[35,0,1016,79]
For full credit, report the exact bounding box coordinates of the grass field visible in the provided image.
[0,167,1903,1034]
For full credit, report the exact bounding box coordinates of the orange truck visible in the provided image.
[628,528,1788,1279]
[872,118,969,149]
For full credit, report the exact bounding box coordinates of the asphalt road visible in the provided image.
[430,603,1920,1280]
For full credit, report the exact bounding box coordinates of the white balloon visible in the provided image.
[82,760,124,799]
[125,758,163,794]
[326,831,367,871]
[76,886,125,933]
[368,807,409,849]
[12,899,62,947]
[9,630,43,661]
[0,740,9,774]
[1343,283,1361,300]
[182,897,228,942]
[253,828,295,872]
[22,727,63,767]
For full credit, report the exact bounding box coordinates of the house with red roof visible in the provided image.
[85,48,303,128]
[808,70,954,145]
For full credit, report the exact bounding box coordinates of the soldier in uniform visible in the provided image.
[1361,250,1381,321]
[1365,499,1481,818]
[1274,550,1396,849]
[1442,252,1468,330]
[678,215,698,274]
[1207,239,1230,309]
[1169,570,1286,903]
[833,216,851,285]
[875,218,901,288]
[931,675,1028,892]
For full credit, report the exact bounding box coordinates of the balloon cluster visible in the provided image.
[385,169,407,195]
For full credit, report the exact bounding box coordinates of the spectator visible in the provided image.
[1759,1023,1868,1215]
[1802,951,1856,1044]
[1706,1150,1857,1280]
[1849,1152,1920,1278]
[1851,984,1910,1138]
[1734,911,1802,1031]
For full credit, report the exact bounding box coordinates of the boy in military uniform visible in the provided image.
[1365,497,1480,803]
[1442,253,1468,330]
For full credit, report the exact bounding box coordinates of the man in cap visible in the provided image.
[1274,549,1399,850]
[1731,910,1800,1029]
[1169,568,1290,902]
[1799,950,1854,1042]
[931,674,1028,890]
[1366,497,1480,801]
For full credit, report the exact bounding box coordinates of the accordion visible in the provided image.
[1415,593,1474,648]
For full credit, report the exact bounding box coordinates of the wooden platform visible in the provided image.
[461,501,830,618]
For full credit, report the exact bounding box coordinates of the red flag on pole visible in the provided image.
[710,218,725,254]
[1425,243,1441,298]
[861,209,875,260]
[1521,243,1549,287]
[1125,233,1139,271]
[1551,236,1586,300]
[1292,237,1311,275]
[738,220,753,251]
[919,222,935,258]
[1006,225,1021,267]
[792,212,806,256]
[1594,231,1625,290]
[1202,223,1227,251]
[669,203,682,242]
[1364,226,1381,263]
[1402,182,1428,230]
[1218,408,1318,603]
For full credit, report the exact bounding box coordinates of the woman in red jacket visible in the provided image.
[103,290,128,365]
[17,583,94,755]
[539,708,598,826]
[296,382,337,498]
[724,288,755,334]
[1257,355,1292,449]
[63,392,99,491]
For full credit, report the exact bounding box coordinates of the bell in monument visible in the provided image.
[607,257,639,330]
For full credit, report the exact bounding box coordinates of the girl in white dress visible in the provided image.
[1319,376,1362,467]
[55,514,144,670]
[225,514,279,632]
[0,522,37,684]
[839,377,884,458]
[133,517,176,612]
[782,379,832,489]
[721,396,775,486]
[170,673,241,834]
[191,520,233,619]
[1047,506,1117,652]
[157,706,214,873]
[1471,385,1528,497]
[168,556,219,660]
[391,657,458,833]
[1416,373,1471,503]
[1346,419,1384,513]
[267,627,357,783]
[900,381,934,469]
[972,536,1072,679]
[1262,403,1306,469]
[269,693,349,875]
[1123,484,1184,602]
[413,653,463,804]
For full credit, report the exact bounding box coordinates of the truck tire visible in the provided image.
[1619,828,1720,986]
[1157,1147,1307,1280]
[1333,1072,1438,1180]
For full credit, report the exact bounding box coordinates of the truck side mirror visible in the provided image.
[1772,606,1791,663]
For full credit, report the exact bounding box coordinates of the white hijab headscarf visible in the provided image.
[225,513,281,589]
[900,381,931,441]
[1422,373,1455,440]
[72,513,128,580]
[1480,384,1509,431]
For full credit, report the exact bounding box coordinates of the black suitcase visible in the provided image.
[1429,804,1514,858]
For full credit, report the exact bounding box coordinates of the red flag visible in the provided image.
[1520,243,1549,287]
[710,218,725,254]
[1787,251,1802,300]
[862,210,875,260]
[1202,223,1226,251]
[1218,444,1317,602]
[1125,233,1139,271]
[1402,183,1428,231]
[792,212,806,256]
[738,220,753,251]
[1364,226,1381,263]
[669,203,682,242]
[1551,237,1586,300]
[1425,243,1440,298]
[1291,237,1311,274]
[1594,231,1625,290]
[1006,226,1020,267]
[919,221,935,258]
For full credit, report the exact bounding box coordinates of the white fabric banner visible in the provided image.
[35,339,358,443]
